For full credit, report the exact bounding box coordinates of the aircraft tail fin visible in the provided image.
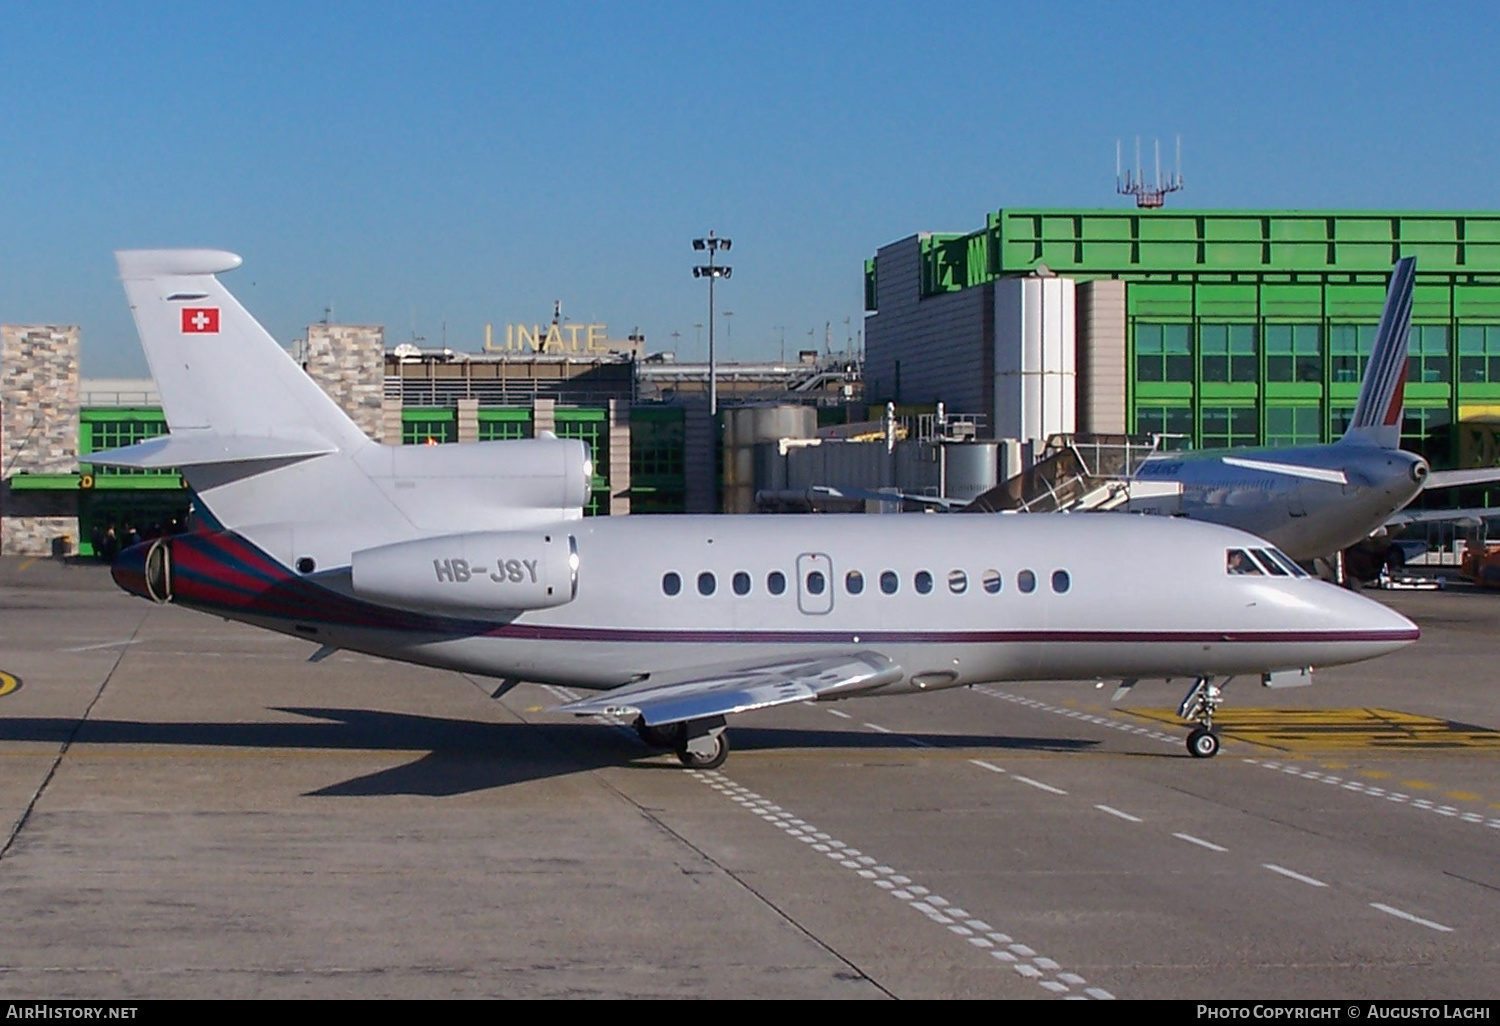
[1341,257,1415,449]
[112,250,371,457]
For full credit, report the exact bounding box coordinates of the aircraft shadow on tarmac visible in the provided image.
[0,708,1096,797]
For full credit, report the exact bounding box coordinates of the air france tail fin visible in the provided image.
[101,250,371,465]
[1341,257,1415,449]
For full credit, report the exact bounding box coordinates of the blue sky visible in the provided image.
[3,2,1497,377]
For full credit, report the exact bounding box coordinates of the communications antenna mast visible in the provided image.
[1116,136,1184,208]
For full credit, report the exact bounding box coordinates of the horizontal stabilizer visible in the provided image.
[88,432,336,469]
[555,651,904,725]
[1220,456,1348,485]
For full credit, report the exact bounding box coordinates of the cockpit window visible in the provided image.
[1249,549,1289,576]
[1226,549,1262,575]
[1264,548,1309,577]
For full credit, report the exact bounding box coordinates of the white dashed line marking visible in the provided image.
[826,709,853,719]
[691,770,1112,999]
[1094,805,1142,823]
[971,685,1181,748]
[1245,758,1500,833]
[1370,903,1454,933]
[1012,774,1068,796]
[1173,832,1228,852]
[970,760,1006,775]
[1262,863,1328,888]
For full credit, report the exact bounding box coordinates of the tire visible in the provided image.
[1187,727,1220,759]
[634,717,686,750]
[676,731,729,770]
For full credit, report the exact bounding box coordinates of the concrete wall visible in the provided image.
[1075,279,1127,434]
[864,234,992,424]
[1,325,80,555]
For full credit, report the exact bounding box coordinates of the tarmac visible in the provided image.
[2,556,1498,999]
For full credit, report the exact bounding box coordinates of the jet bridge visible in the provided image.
[963,434,1161,514]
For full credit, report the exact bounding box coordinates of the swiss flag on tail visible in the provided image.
[181,307,220,334]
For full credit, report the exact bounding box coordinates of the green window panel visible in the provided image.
[1200,324,1257,383]
[1134,323,1192,383]
[555,409,610,516]
[1133,404,1194,450]
[1329,324,1375,384]
[1201,405,1258,449]
[1330,404,1356,438]
[477,410,532,441]
[1265,324,1322,383]
[81,411,170,477]
[1265,405,1322,447]
[1409,325,1451,384]
[1458,325,1500,384]
[1403,405,1453,466]
[402,410,457,445]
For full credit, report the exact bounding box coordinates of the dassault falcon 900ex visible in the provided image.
[96,250,1418,765]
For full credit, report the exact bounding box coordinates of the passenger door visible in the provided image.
[795,552,834,615]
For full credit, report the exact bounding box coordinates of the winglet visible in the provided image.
[1341,257,1416,449]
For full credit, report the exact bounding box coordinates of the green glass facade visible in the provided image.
[865,209,1500,468]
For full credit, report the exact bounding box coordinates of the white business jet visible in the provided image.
[96,250,1417,766]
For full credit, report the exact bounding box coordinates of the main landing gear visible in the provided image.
[1178,676,1225,758]
[633,715,730,770]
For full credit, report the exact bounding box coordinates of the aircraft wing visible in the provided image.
[1425,467,1500,490]
[1387,506,1500,528]
[554,651,904,725]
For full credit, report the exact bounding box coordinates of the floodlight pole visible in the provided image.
[692,231,732,416]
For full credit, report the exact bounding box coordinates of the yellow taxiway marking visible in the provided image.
[1125,708,1500,752]
[0,671,20,698]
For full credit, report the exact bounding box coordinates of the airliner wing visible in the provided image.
[554,651,904,725]
[1387,506,1500,528]
[1424,467,1500,490]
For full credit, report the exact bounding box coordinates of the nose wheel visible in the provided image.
[1178,676,1226,758]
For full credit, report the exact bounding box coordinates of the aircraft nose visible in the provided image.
[1328,586,1420,660]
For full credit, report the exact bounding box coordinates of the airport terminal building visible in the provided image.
[864,208,1500,469]
[6,207,1500,556]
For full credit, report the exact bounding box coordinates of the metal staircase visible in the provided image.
[962,434,1160,514]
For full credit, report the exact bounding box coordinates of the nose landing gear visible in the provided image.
[1178,676,1225,758]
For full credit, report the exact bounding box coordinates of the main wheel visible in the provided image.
[1186,727,1220,759]
[676,731,729,770]
[634,717,686,749]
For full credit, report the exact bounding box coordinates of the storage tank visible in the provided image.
[722,405,817,513]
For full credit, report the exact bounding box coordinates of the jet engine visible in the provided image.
[351,530,578,612]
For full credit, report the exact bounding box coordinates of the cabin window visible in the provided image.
[698,572,717,596]
[1017,569,1036,593]
[806,570,826,595]
[845,570,864,595]
[733,571,752,595]
[1051,569,1071,593]
[880,570,899,595]
[948,570,967,594]
[663,572,682,596]
[982,569,1002,594]
[914,570,933,595]
[768,571,787,595]
[1226,549,1262,575]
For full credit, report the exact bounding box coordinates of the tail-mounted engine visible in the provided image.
[351,530,578,613]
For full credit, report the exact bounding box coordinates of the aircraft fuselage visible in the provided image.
[1127,444,1429,560]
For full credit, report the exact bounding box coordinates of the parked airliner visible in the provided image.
[1126,257,1500,563]
[96,250,1417,765]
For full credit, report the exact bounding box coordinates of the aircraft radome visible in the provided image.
[96,250,1419,766]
